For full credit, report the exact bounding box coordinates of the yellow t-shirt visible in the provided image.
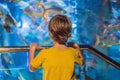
[31,47,82,80]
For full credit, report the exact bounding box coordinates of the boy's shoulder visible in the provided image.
[40,47,77,53]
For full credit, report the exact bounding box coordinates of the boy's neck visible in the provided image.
[53,42,68,50]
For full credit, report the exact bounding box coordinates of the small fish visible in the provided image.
[107,24,120,31]
[1,14,16,33]
[1,53,13,76]
[24,2,66,22]
[4,14,16,26]
[44,6,66,15]
[18,73,25,80]
[1,54,13,64]
[102,23,120,39]
[101,39,120,47]
[4,69,11,76]
[94,34,100,47]
[94,34,120,47]
[0,3,16,33]
[24,6,43,18]
[42,3,66,21]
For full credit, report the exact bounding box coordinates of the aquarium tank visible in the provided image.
[0,0,120,80]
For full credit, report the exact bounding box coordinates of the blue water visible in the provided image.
[0,0,120,80]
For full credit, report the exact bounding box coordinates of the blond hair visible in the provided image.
[49,15,72,44]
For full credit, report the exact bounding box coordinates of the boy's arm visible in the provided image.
[73,43,84,65]
[29,43,39,72]
[68,42,84,65]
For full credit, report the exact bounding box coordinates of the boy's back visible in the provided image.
[29,15,83,80]
[31,47,82,80]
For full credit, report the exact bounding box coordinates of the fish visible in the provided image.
[1,54,13,66]
[24,6,43,19]
[18,73,25,80]
[97,17,120,45]
[4,14,16,26]
[42,2,66,21]
[94,34,100,47]
[94,34,120,47]
[1,53,13,76]
[24,1,66,22]
[102,22,120,39]
[0,4,16,25]
[44,6,66,15]
[107,23,120,31]
[1,14,16,33]
[0,3,16,33]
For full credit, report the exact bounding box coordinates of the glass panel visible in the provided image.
[109,46,120,64]
[94,45,120,64]
[0,52,43,80]
[83,50,120,80]
[89,0,120,64]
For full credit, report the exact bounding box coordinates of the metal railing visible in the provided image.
[0,45,120,69]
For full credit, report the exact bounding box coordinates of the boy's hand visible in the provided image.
[30,43,38,56]
[68,42,79,49]
[72,43,80,49]
[30,43,38,49]
[30,43,46,50]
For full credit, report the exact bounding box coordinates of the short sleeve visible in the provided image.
[30,50,45,69]
[74,49,83,66]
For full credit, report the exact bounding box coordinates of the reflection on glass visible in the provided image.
[84,50,120,80]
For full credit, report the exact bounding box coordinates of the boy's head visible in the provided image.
[49,15,72,44]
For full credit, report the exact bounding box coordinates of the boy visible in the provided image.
[29,15,84,80]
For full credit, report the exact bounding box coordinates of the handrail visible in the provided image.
[0,45,120,69]
[0,45,88,53]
